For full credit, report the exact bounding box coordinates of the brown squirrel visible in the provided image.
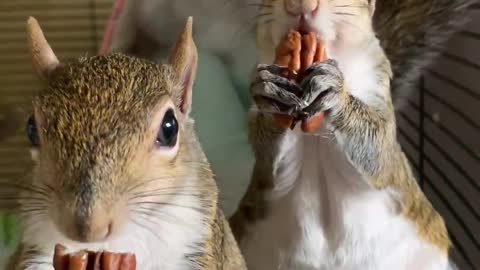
[229,0,474,269]
[4,17,246,270]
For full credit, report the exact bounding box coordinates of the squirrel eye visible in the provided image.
[26,115,40,147]
[156,109,178,147]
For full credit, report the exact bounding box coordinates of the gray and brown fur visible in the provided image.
[373,0,476,106]
[231,52,450,254]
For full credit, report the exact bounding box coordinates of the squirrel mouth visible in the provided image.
[297,17,316,35]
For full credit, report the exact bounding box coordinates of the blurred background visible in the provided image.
[0,0,478,269]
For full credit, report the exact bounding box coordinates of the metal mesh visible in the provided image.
[396,7,480,268]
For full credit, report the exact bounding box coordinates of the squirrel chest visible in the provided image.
[237,128,448,270]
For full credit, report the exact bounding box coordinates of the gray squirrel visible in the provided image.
[228,0,475,269]
[4,17,246,270]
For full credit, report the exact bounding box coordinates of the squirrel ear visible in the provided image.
[168,16,198,115]
[368,0,376,17]
[26,17,60,79]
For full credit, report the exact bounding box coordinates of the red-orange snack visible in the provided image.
[275,30,302,80]
[300,32,317,73]
[273,113,295,129]
[301,112,326,133]
[273,30,328,133]
[314,41,326,64]
[301,38,327,134]
[53,244,137,270]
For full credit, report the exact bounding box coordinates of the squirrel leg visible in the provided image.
[299,59,397,178]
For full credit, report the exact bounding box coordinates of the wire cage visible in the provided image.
[393,5,479,269]
[0,0,478,269]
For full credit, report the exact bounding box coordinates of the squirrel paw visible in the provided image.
[299,59,345,116]
[250,64,304,115]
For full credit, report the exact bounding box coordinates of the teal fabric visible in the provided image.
[191,51,254,217]
[0,50,254,253]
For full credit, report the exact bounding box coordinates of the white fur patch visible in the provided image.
[20,191,207,270]
[336,41,385,104]
[238,126,448,270]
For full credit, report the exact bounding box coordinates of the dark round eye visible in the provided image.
[26,115,40,147]
[156,109,178,147]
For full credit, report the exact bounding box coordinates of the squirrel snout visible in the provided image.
[284,0,319,16]
[62,206,115,243]
[71,219,113,243]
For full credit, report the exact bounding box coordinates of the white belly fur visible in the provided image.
[239,125,448,270]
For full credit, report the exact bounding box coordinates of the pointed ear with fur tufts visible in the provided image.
[368,0,376,17]
[168,16,198,115]
[26,16,60,79]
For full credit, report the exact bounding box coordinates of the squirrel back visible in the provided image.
[373,0,476,107]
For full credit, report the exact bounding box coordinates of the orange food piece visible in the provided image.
[68,251,88,270]
[103,252,121,270]
[301,112,326,133]
[53,244,136,270]
[272,30,328,132]
[314,42,326,63]
[300,32,317,73]
[273,113,294,129]
[300,40,327,134]
[275,30,301,80]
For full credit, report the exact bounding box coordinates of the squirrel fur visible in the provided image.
[229,0,474,269]
[373,0,476,106]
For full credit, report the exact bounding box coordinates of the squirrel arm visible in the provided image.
[299,55,400,184]
[329,86,398,179]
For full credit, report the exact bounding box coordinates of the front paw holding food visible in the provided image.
[267,30,329,132]
[250,64,304,120]
[299,59,345,119]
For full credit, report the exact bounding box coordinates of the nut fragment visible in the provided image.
[301,39,327,134]
[68,251,88,270]
[300,32,317,73]
[272,30,327,132]
[103,252,121,270]
[53,244,136,270]
[53,244,69,270]
[119,254,136,270]
[314,41,326,64]
[275,30,301,79]
[273,113,295,129]
[301,112,325,133]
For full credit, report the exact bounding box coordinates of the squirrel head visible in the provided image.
[22,17,215,244]
[257,0,376,62]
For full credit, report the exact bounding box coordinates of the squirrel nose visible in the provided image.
[284,0,319,16]
[71,220,113,243]
[90,222,113,241]
[62,204,115,242]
